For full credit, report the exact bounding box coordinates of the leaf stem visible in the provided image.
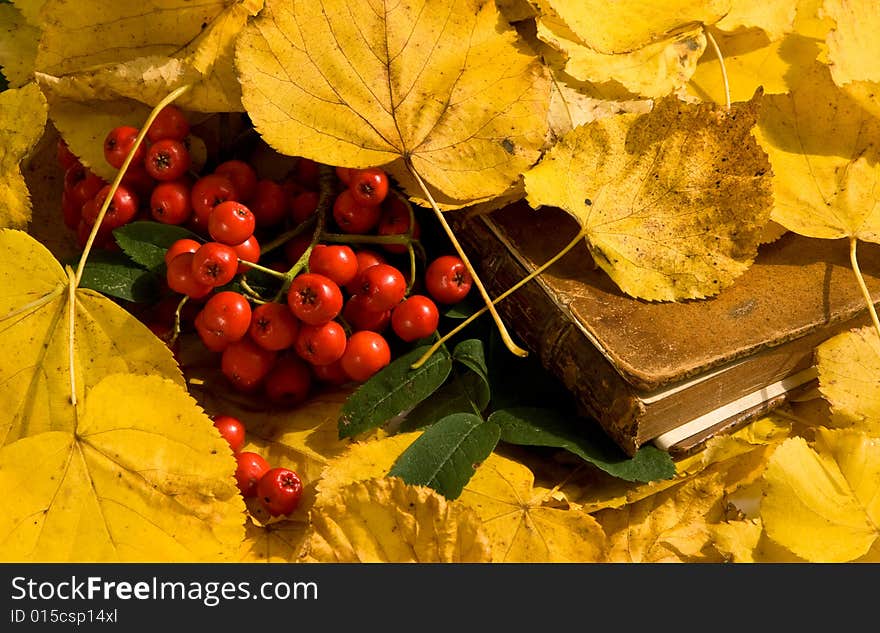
[66,266,77,407]
[0,284,64,322]
[849,237,880,343]
[411,228,588,369]
[404,157,528,359]
[704,30,730,111]
[74,84,192,287]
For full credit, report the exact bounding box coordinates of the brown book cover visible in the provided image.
[451,202,880,456]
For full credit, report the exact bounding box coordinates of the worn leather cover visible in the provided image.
[452,202,880,455]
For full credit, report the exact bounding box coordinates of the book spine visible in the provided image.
[451,212,646,455]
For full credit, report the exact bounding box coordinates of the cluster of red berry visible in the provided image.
[57,104,475,402]
[213,414,302,517]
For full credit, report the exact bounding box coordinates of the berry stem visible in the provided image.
[849,237,880,344]
[704,29,730,111]
[270,165,335,302]
[238,260,289,279]
[403,157,528,359]
[259,215,317,255]
[405,242,417,295]
[411,228,588,369]
[320,232,412,246]
[238,277,270,304]
[74,84,192,287]
[170,294,188,346]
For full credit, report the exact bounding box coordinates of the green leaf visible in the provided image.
[388,413,500,500]
[442,295,481,320]
[451,339,490,406]
[112,222,201,271]
[402,370,488,431]
[489,408,675,483]
[338,345,453,439]
[78,251,160,303]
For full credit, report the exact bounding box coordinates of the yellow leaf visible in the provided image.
[688,28,817,104]
[715,0,797,40]
[0,374,245,562]
[755,62,880,240]
[689,0,830,106]
[496,0,538,22]
[44,97,152,182]
[817,327,880,434]
[0,84,47,229]
[0,230,182,445]
[299,477,491,562]
[822,0,880,118]
[0,2,39,87]
[34,0,262,112]
[524,92,772,301]
[458,452,606,562]
[235,0,550,208]
[595,472,727,562]
[539,15,707,98]
[708,518,763,562]
[761,432,880,562]
[823,0,880,84]
[544,0,729,55]
[237,517,308,563]
[316,432,419,497]
[548,74,652,140]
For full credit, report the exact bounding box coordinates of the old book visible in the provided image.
[450,202,880,456]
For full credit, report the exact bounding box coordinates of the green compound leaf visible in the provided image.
[451,339,490,406]
[338,345,452,439]
[113,221,201,271]
[78,250,160,303]
[490,407,676,483]
[389,413,501,500]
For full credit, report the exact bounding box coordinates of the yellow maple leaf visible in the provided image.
[524,92,772,301]
[458,452,606,562]
[235,0,549,209]
[0,84,47,229]
[316,433,603,561]
[816,327,880,434]
[0,373,245,562]
[0,230,181,445]
[595,471,727,562]
[0,2,39,88]
[299,477,491,562]
[761,430,880,562]
[755,62,880,240]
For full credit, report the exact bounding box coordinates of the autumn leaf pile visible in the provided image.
[2,0,880,563]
